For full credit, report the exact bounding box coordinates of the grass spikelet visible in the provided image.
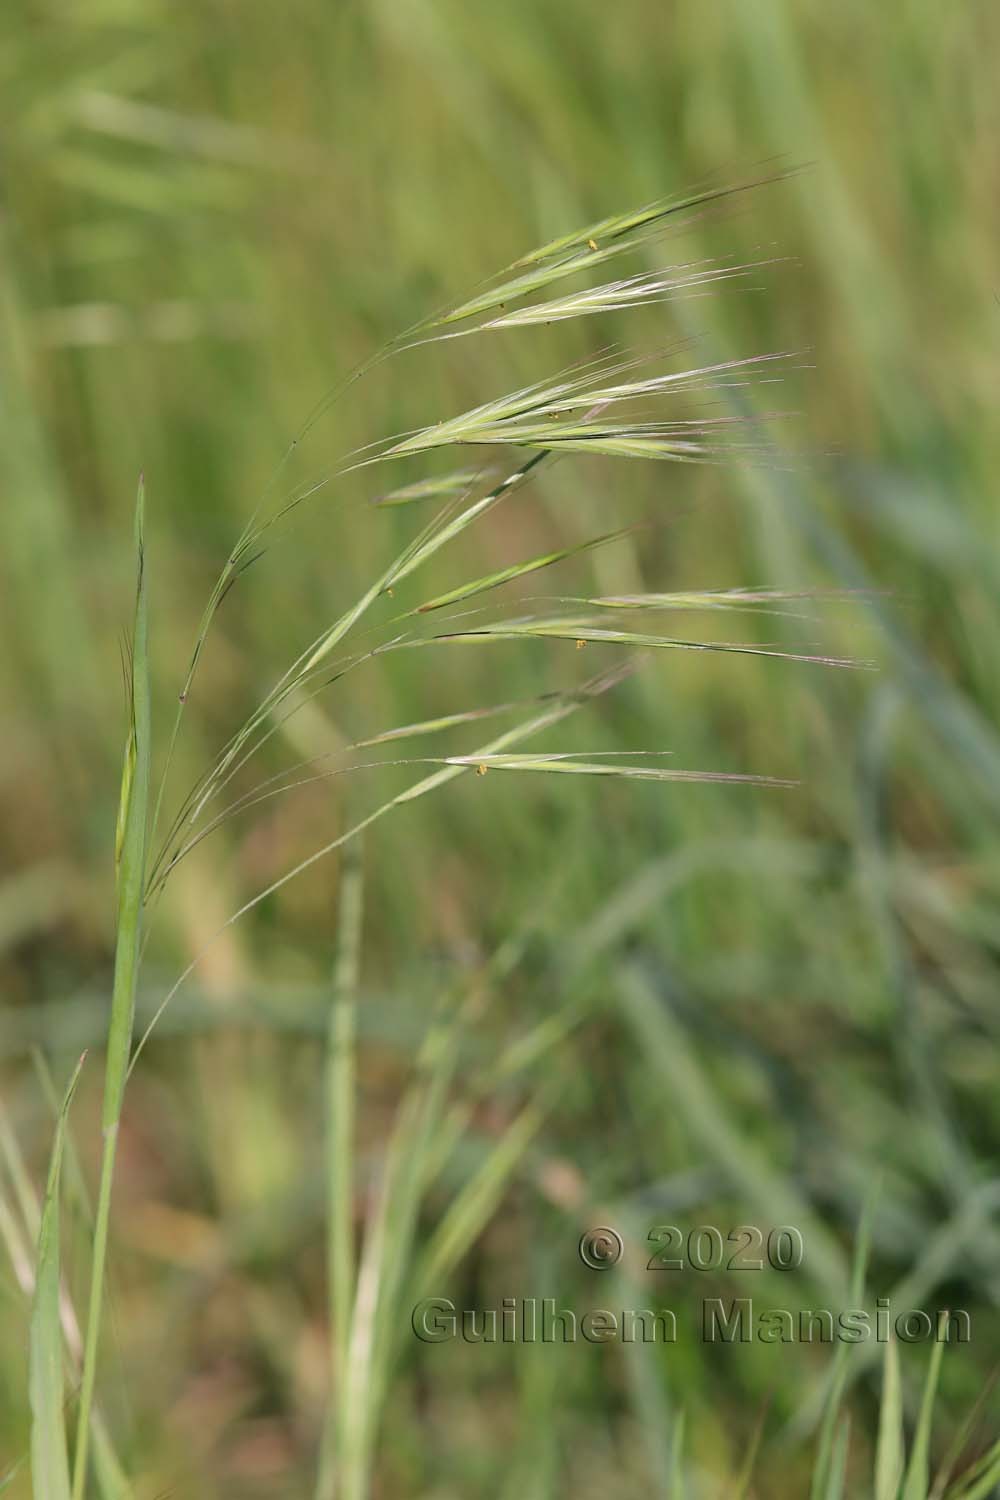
[414,525,635,612]
[418,167,800,330]
[439,752,795,788]
[381,350,796,463]
[428,617,866,669]
[370,468,493,507]
[458,256,785,333]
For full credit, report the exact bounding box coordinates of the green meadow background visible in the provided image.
[2,0,999,1494]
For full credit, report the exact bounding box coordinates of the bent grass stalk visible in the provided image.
[69,180,872,1493]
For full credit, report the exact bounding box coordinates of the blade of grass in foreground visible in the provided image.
[411,1082,556,1298]
[362,985,496,1478]
[669,1409,687,1500]
[732,1396,771,1500]
[29,1054,86,1500]
[315,841,365,1500]
[321,926,558,1496]
[74,477,151,1500]
[336,1181,390,1500]
[929,1368,1000,1499]
[901,1323,946,1500]
[353,1041,458,1490]
[875,1338,904,1500]
[1,1073,129,1500]
[947,1438,1000,1500]
[823,1417,851,1500]
[809,1180,878,1500]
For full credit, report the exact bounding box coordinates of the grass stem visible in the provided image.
[72,479,150,1500]
[316,842,365,1500]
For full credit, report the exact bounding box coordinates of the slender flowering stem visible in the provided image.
[73,479,150,1500]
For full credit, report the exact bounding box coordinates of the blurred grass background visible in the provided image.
[2,0,1000,1494]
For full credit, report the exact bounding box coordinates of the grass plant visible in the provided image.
[3,5,998,1491]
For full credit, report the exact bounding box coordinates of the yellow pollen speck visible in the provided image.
[477,763,489,776]
[576,639,587,650]
[588,238,598,252]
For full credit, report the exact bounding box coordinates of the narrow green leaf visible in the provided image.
[669,1409,687,1500]
[902,1327,946,1500]
[875,1338,904,1500]
[811,1181,879,1500]
[850,1181,880,1304]
[29,1054,86,1500]
[823,1417,851,1500]
[329,844,364,1365]
[74,476,151,1500]
[336,1179,392,1500]
[112,723,134,880]
[316,843,365,1500]
[929,1368,1000,1499]
[946,1436,1000,1500]
[411,1084,554,1295]
[732,1396,771,1500]
[364,993,477,1464]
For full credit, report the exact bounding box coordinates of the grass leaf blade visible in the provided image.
[875,1338,904,1500]
[74,476,151,1500]
[902,1328,946,1500]
[29,1054,86,1500]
